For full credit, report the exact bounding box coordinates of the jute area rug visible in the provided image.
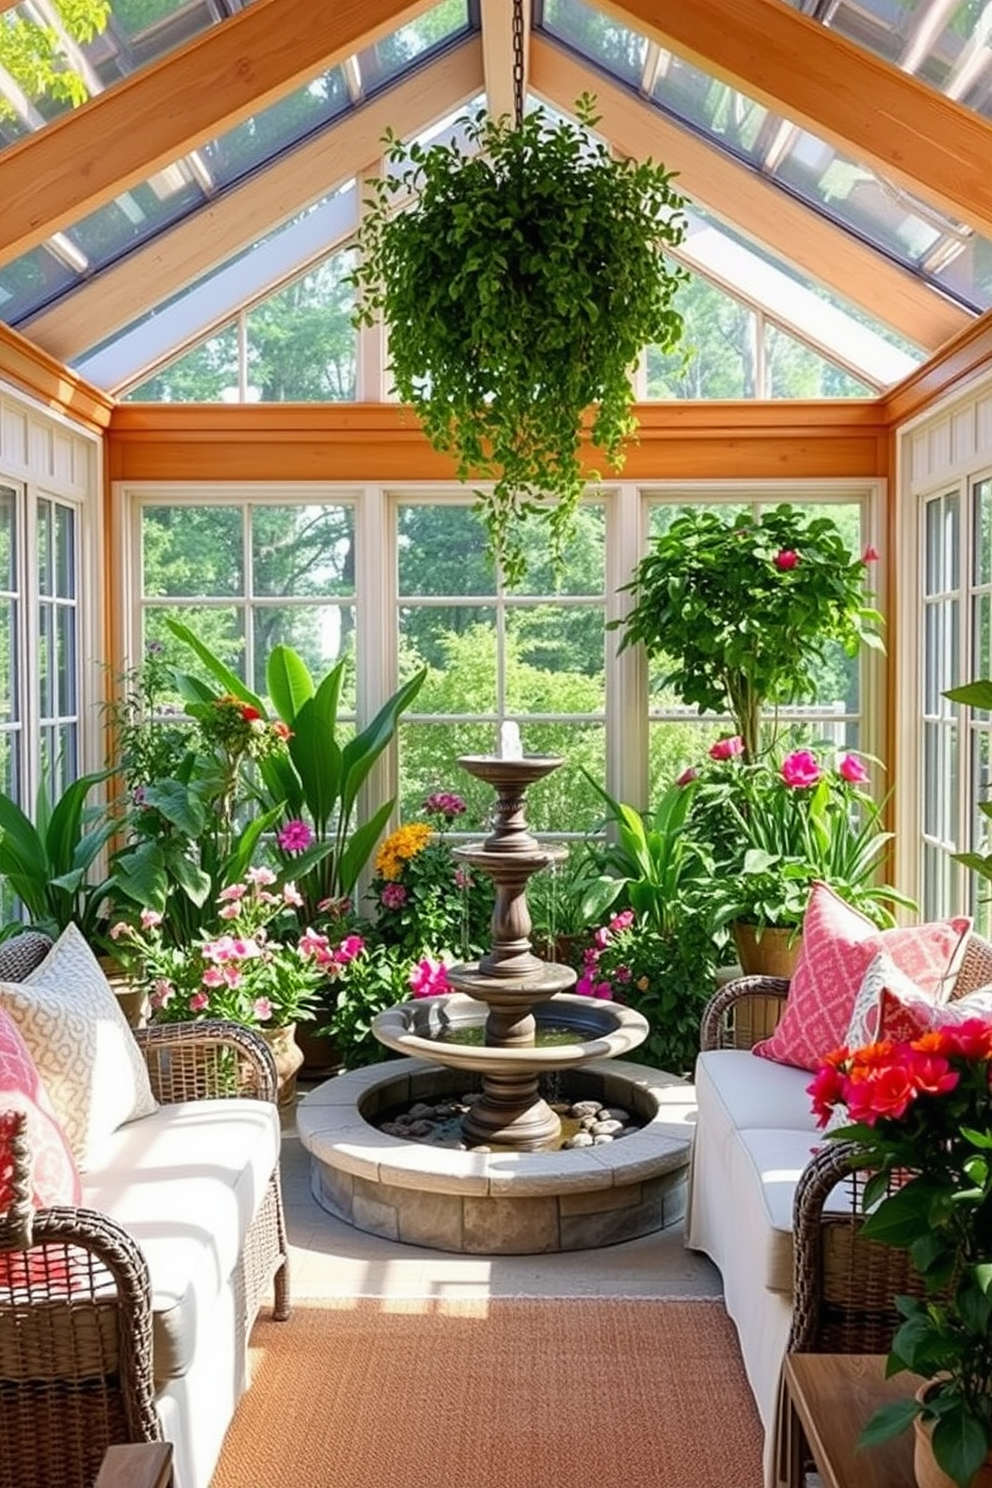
[210,1296,763,1488]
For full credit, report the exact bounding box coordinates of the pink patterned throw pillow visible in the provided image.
[752,882,971,1071]
[843,952,992,1046]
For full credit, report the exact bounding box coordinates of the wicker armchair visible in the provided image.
[698,930,992,1363]
[0,932,290,1488]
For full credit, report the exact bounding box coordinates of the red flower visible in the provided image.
[837,752,869,785]
[862,544,880,563]
[807,1060,848,1127]
[774,549,799,570]
[845,1062,918,1124]
[709,735,744,761]
[676,766,698,786]
[272,720,293,740]
[240,704,261,722]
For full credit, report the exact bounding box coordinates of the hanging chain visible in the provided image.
[511,0,525,129]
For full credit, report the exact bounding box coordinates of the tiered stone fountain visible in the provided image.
[297,731,695,1253]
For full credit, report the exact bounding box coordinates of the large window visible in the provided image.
[394,498,609,835]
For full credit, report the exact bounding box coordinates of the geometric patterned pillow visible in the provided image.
[845,953,992,1047]
[0,1006,80,1209]
[753,882,971,1071]
[0,923,157,1170]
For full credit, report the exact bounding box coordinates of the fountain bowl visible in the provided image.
[373,992,649,1075]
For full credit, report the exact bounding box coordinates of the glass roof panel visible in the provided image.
[0,0,255,153]
[779,0,992,123]
[1,0,474,329]
[538,0,992,312]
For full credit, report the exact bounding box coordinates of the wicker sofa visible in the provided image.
[686,929,992,1488]
[0,930,290,1488]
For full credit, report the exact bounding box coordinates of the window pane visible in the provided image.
[397,505,495,596]
[401,612,499,697]
[251,605,355,707]
[126,324,240,403]
[765,324,874,398]
[0,601,16,726]
[56,606,77,716]
[506,505,606,596]
[37,499,51,596]
[244,251,356,402]
[55,505,75,599]
[646,278,756,399]
[37,602,53,718]
[521,724,606,834]
[143,505,243,596]
[252,504,354,597]
[504,607,606,713]
[0,488,16,592]
[143,605,245,684]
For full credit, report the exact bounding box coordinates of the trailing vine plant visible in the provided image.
[351,94,687,581]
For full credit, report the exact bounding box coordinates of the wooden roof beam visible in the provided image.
[607,0,992,240]
[23,39,483,363]
[0,0,436,261]
[532,38,970,352]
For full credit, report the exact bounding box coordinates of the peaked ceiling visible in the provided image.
[1,0,990,396]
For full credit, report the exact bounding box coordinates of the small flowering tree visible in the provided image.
[615,504,882,761]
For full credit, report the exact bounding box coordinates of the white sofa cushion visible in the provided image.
[694,1048,818,1137]
[0,923,157,1168]
[81,1096,280,1379]
[728,1127,830,1294]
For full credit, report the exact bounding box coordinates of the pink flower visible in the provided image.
[381,882,408,910]
[277,818,313,853]
[409,957,451,997]
[109,921,129,941]
[189,991,210,1012]
[609,910,635,934]
[140,908,163,929]
[781,749,821,788]
[709,736,744,761]
[837,752,869,785]
[218,883,246,902]
[252,997,273,1023]
[150,979,175,1009]
[774,549,799,570]
[675,766,698,786]
[317,896,352,917]
[281,882,303,908]
[454,867,471,890]
[299,928,332,963]
[201,968,225,987]
[862,544,880,563]
[218,903,241,920]
[423,791,466,820]
[591,981,614,1000]
[336,934,365,964]
[246,866,276,887]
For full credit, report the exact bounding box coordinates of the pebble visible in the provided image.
[590,1118,623,1136]
[570,1100,603,1118]
[564,1131,594,1148]
[408,1102,434,1119]
[376,1092,642,1149]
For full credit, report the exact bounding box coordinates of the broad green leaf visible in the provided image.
[266,645,315,723]
[338,798,394,894]
[931,1403,992,1488]
[857,1397,921,1448]
[340,668,426,818]
[166,618,265,711]
[945,680,992,710]
[142,779,207,837]
[289,704,343,832]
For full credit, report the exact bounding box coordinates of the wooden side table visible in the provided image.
[778,1354,921,1488]
[94,1443,174,1488]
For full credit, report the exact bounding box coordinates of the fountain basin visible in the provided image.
[373,992,648,1075]
[297,1057,695,1254]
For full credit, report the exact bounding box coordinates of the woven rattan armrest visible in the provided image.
[133,1018,277,1104]
[788,1140,927,1358]
[699,974,790,1051]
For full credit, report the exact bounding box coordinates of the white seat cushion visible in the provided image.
[694,1048,818,1137]
[81,1097,280,1379]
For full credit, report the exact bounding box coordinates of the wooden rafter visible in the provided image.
[23,40,484,363]
[533,40,969,352]
[606,0,992,240]
[0,0,436,261]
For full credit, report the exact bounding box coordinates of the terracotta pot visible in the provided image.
[259,1022,305,1110]
[913,1382,992,1488]
[731,923,802,980]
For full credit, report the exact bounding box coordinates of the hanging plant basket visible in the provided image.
[351,94,687,580]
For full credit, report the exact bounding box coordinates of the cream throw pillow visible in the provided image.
[0,923,157,1168]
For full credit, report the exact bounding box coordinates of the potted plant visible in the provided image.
[615,504,883,761]
[351,94,687,581]
[688,743,913,971]
[809,1026,992,1488]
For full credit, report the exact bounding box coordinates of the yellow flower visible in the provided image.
[375,822,433,880]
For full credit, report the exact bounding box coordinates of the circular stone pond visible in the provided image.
[297,1057,696,1255]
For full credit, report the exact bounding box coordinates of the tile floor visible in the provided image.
[280,1084,724,1303]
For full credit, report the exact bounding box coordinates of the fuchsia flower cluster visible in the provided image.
[110,867,356,1028]
[575,909,635,999]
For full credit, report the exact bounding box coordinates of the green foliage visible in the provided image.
[0,1,109,120]
[321,942,416,1069]
[352,96,686,581]
[0,770,115,940]
[616,504,883,760]
[689,746,913,933]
